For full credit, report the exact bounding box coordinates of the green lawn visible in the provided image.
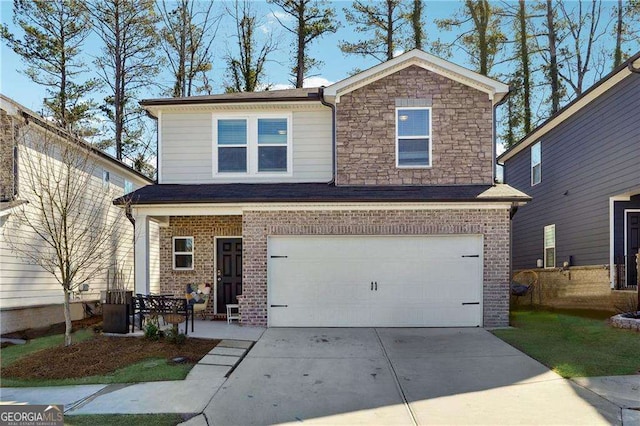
[1,329,95,368]
[65,414,184,426]
[492,309,640,378]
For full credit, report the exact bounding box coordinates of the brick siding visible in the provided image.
[158,215,242,316]
[336,65,493,185]
[241,208,511,327]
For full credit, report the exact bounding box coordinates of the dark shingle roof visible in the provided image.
[115,183,530,205]
[140,88,321,107]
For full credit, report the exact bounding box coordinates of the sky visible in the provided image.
[0,0,625,157]
[0,1,464,113]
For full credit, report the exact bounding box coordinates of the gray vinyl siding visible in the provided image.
[504,73,640,270]
[160,109,333,184]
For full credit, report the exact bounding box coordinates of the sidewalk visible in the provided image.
[571,375,640,425]
[0,338,254,419]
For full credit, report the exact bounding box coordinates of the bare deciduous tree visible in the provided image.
[225,0,277,93]
[4,119,133,346]
[158,0,222,97]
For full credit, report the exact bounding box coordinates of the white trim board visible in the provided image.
[324,49,509,105]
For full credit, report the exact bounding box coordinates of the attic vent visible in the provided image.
[395,97,432,107]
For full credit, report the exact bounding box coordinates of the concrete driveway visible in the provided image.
[204,328,620,425]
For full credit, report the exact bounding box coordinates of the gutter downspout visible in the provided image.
[319,87,337,185]
[145,110,159,184]
[493,89,510,185]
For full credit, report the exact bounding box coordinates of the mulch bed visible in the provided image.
[3,336,219,380]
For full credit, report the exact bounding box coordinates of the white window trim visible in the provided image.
[212,113,293,177]
[173,236,194,270]
[544,224,556,268]
[531,141,541,186]
[395,107,432,169]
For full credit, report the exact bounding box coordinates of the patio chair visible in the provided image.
[511,270,540,305]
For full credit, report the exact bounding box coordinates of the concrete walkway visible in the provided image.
[1,327,638,426]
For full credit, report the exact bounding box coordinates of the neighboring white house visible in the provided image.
[0,95,160,334]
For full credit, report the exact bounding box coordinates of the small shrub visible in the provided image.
[165,326,186,345]
[144,323,159,340]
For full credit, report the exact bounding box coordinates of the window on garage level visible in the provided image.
[396,107,431,167]
[544,224,555,268]
[531,141,541,185]
[173,236,194,270]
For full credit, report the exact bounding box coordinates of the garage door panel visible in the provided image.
[268,235,483,327]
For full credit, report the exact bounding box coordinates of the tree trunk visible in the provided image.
[614,0,623,67]
[412,0,423,50]
[63,289,72,346]
[519,0,531,134]
[296,4,305,88]
[546,0,560,114]
[386,0,394,60]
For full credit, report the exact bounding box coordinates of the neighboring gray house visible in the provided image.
[119,50,530,329]
[499,52,640,311]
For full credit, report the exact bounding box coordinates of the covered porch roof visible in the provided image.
[115,183,531,206]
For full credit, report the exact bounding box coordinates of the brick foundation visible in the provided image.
[159,215,242,316]
[241,208,511,327]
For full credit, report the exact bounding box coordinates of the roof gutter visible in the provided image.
[319,87,337,185]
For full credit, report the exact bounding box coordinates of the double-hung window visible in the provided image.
[531,141,541,185]
[173,237,194,270]
[215,115,290,175]
[258,118,287,172]
[396,108,431,167]
[544,224,556,268]
[217,119,248,173]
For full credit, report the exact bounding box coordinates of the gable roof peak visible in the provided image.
[324,50,509,105]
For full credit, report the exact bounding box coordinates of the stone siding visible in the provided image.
[241,208,511,327]
[159,216,242,315]
[336,65,493,185]
[0,109,18,201]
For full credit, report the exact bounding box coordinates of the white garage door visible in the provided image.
[268,235,483,327]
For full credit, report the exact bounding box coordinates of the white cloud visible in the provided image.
[260,10,293,34]
[303,76,335,88]
[393,49,406,58]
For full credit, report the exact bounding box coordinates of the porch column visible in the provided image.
[134,212,150,294]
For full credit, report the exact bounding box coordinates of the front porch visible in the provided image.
[133,211,244,321]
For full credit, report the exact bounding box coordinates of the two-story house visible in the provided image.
[119,50,529,328]
[499,52,640,312]
[0,95,160,334]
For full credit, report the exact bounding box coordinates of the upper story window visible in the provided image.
[124,179,134,194]
[396,107,431,168]
[217,119,248,173]
[102,170,110,190]
[173,236,194,270]
[531,141,541,185]
[214,114,291,176]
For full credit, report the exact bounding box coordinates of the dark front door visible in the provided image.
[216,238,242,314]
[628,212,640,287]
